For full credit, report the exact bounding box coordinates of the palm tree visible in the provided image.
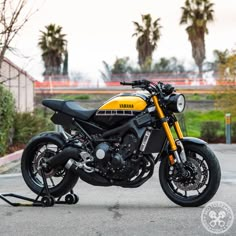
[133,14,161,71]
[100,61,112,82]
[180,0,214,77]
[62,49,68,75]
[153,57,186,73]
[112,57,131,74]
[212,49,229,77]
[213,49,229,65]
[38,24,67,77]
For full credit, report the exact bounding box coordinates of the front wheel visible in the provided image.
[159,143,221,207]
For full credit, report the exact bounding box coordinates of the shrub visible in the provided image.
[13,112,53,145]
[200,121,221,142]
[192,93,200,101]
[0,85,15,156]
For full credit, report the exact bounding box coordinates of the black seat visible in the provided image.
[42,99,97,121]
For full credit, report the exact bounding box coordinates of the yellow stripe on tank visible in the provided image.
[99,96,147,111]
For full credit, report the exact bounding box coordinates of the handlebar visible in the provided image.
[120,80,150,86]
[120,79,175,96]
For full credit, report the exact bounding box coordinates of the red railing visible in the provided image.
[34,79,236,89]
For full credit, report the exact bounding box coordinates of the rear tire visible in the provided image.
[159,143,221,207]
[21,132,79,198]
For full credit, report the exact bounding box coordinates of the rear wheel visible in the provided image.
[159,143,221,207]
[21,133,79,198]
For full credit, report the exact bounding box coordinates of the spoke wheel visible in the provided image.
[159,143,221,207]
[29,143,65,189]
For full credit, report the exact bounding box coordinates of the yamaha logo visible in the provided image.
[119,104,134,108]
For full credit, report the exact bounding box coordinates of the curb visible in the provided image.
[0,149,23,167]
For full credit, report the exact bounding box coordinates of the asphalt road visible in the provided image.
[0,144,235,236]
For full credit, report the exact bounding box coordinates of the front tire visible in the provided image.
[21,132,79,198]
[159,143,221,207]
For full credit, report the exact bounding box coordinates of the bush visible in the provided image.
[184,110,224,137]
[215,87,236,117]
[200,121,221,142]
[13,112,53,145]
[0,85,15,156]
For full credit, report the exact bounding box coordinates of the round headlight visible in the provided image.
[165,94,186,113]
[176,94,185,112]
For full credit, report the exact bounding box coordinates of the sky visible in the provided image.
[6,0,236,81]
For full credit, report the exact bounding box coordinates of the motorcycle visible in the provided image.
[21,80,221,207]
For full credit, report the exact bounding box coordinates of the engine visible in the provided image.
[93,133,140,180]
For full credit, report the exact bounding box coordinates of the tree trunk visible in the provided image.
[198,63,203,79]
[0,46,7,69]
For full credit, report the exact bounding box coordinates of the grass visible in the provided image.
[181,110,225,137]
[185,93,216,101]
[54,94,90,100]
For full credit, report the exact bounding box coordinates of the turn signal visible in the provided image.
[168,155,175,165]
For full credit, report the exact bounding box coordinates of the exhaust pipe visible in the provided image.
[65,159,111,186]
[47,147,111,186]
[46,147,80,167]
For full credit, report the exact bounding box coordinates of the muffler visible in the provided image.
[65,159,111,186]
[46,147,80,167]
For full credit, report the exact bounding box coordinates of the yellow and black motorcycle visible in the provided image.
[21,80,221,207]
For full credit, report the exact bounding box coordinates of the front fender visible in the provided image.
[181,137,207,146]
[158,137,207,162]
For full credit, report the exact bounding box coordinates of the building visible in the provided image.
[0,57,34,112]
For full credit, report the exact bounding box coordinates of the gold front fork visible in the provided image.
[174,121,184,140]
[152,96,177,151]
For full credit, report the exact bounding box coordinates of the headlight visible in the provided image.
[165,94,185,113]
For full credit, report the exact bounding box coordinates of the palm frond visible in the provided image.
[133,14,162,70]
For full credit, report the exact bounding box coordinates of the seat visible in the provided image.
[42,99,97,121]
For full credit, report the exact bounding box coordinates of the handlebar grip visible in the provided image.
[120,80,151,86]
[120,81,135,86]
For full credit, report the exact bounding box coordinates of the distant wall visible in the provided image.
[0,58,34,112]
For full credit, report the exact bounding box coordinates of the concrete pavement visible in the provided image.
[0,144,235,236]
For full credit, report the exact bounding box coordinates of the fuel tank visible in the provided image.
[93,93,149,127]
